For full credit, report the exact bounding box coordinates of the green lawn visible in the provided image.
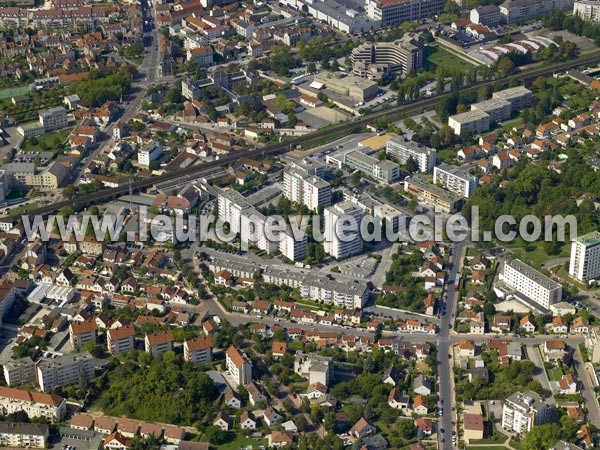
[217,434,268,450]
[0,86,29,100]
[547,366,564,381]
[21,129,72,153]
[501,117,524,132]
[6,201,46,215]
[469,435,508,445]
[424,45,474,72]
[504,238,570,269]
[468,446,509,450]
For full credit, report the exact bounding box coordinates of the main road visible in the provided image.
[437,239,467,450]
[8,52,600,219]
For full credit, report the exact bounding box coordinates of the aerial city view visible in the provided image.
[4,0,600,448]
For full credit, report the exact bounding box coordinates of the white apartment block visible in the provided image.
[262,266,369,309]
[574,0,600,20]
[501,391,552,435]
[218,188,278,254]
[0,423,49,448]
[0,387,66,422]
[294,352,334,386]
[184,336,213,366]
[36,352,95,392]
[344,149,400,183]
[500,259,562,310]
[144,331,173,358]
[218,187,250,235]
[69,320,98,351]
[107,325,135,356]
[39,107,67,131]
[283,159,331,211]
[433,163,479,198]
[448,109,490,136]
[365,0,446,26]
[240,209,278,254]
[500,0,573,23]
[324,201,364,259]
[226,346,252,387]
[470,98,512,123]
[137,141,163,167]
[386,134,436,172]
[492,86,533,111]
[569,231,600,282]
[279,230,308,262]
[3,357,36,387]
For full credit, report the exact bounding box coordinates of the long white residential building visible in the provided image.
[500,0,573,23]
[448,109,490,136]
[344,148,399,183]
[500,259,562,310]
[0,387,66,422]
[365,0,446,26]
[324,201,364,259]
[36,352,95,392]
[569,231,600,282]
[0,423,49,448]
[386,134,436,172]
[263,266,369,309]
[433,163,478,198]
[574,0,600,21]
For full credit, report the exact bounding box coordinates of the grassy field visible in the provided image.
[468,446,509,450]
[501,117,524,131]
[21,129,72,153]
[546,365,564,381]
[424,45,474,72]
[0,86,29,100]
[504,239,570,269]
[217,434,268,450]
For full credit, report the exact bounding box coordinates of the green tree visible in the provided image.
[521,423,561,450]
[498,57,515,75]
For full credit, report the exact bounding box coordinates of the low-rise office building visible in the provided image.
[404,175,464,213]
[313,72,379,102]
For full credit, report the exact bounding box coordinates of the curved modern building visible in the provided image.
[351,33,424,80]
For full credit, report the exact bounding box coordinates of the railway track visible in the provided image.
[12,52,600,219]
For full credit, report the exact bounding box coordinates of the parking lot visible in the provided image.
[12,150,53,164]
